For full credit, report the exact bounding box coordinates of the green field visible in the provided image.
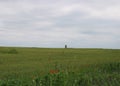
[0,47,120,86]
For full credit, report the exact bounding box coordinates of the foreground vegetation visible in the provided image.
[0,47,120,86]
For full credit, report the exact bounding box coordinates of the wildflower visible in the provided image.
[50,70,59,74]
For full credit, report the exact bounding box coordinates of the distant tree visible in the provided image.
[65,45,67,48]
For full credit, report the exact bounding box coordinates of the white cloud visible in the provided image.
[0,0,120,48]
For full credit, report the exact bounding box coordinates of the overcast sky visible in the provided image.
[0,0,120,48]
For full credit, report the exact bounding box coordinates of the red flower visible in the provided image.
[50,70,59,74]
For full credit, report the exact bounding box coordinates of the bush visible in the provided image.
[0,48,18,54]
[8,49,18,54]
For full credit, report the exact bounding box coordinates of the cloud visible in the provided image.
[0,0,120,48]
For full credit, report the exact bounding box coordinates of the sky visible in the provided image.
[0,0,120,49]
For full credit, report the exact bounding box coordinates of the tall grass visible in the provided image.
[0,62,119,86]
[0,47,120,86]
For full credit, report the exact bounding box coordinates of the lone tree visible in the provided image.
[65,45,67,48]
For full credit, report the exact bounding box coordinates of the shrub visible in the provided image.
[0,48,18,54]
[8,49,18,54]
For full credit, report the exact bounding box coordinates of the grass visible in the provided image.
[0,47,120,86]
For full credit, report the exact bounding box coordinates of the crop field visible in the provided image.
[0,47,120,86]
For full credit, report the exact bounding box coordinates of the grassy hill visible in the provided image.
[0,47,120,85]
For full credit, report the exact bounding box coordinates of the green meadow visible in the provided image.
[0,47,120,86]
